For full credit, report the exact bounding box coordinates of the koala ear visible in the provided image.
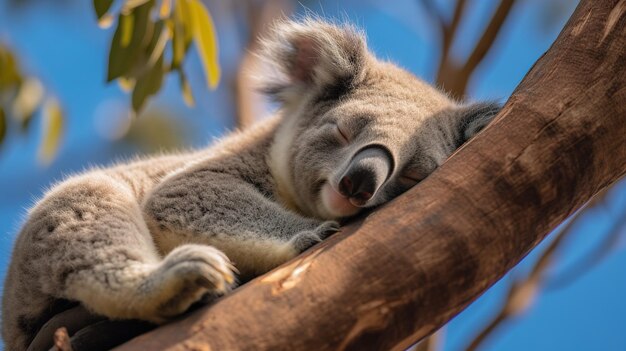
[257,19,369,103]
[454,102,501,144]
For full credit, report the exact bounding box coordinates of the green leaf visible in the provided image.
[132,54,164,114]
[187,0,220,89]
[171,13,185,68]
[0,107,6,145]
[178,69,195,107]
[0,44,23,88]
[129,19,166,114]
[171,0,193,69]
[106,1,154,82]
[12,78,44,130]
[122,0,152,13]
[147,22,170,68]
[93,0,114,20]
[38,98,64,165]
[120,11,135,48]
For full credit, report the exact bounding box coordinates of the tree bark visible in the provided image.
[113,1,626,349]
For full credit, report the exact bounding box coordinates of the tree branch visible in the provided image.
[436,0,517,98]
[464,190,608,351]
[460,0,516,80]
[233,0,290,129]
[435,0,467,83]
[547,209,626,290]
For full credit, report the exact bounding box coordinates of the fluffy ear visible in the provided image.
[454,102,501,144]
[257,19,369,103]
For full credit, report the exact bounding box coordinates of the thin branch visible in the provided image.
[464,190,609,351]
[461,0,516,77]
[547,212,626,290]
[435,0,517,98]
[465,215,575,351]
[233,0,290,129]
[465,309,507,351]
[437,0,467,77]
[418,0,447,34]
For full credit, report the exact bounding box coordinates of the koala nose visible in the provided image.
[338,146,392,205]
[340,173,373,202]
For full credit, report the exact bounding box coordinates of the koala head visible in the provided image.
[262,19,500,220]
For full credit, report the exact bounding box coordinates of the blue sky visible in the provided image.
[0,1,624,350]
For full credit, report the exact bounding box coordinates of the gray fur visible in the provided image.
[2,19,499,350]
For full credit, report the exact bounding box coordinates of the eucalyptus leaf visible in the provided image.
[93,0,114,20]
[0,45,23,88]
[177,0,193,47]
[38,98,64,165]
[171,0,193,69]
[120,12,135,48]
[147,22,170,68]
[107,0,154,82]
[171,9,185,68]
[132,54,164,114]
[187,0,220,89]
[12,78,44,131]
[122,0,152,13]
[129,19,167,114]
[178,69,194,107]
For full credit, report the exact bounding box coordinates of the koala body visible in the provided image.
[2,20,499,350]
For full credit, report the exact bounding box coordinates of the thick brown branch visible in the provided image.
[110,1,626,350]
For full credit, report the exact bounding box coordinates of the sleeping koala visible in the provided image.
[2,19,499,350]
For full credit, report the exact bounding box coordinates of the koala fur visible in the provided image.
[1,19,499,350]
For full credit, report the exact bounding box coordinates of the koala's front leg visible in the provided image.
[143,170,339,278]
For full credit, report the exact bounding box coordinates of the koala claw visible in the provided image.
[317,220,341,239]
[146,244,237,321]
[290,221,341,253]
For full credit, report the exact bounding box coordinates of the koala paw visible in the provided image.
[144,244,237,321]
[290,220,340,253]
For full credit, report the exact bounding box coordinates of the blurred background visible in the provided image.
[0,0,625,350]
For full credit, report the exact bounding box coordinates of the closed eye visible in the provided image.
[333,124,350,145]
[398,176,420,187]
[398,170,425,187]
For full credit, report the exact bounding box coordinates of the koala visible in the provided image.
[1,19,499,350]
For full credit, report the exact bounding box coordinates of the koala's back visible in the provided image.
[1,116,280,350]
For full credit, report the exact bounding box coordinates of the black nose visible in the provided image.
[338,147,392,205]
[339,173,373,202]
